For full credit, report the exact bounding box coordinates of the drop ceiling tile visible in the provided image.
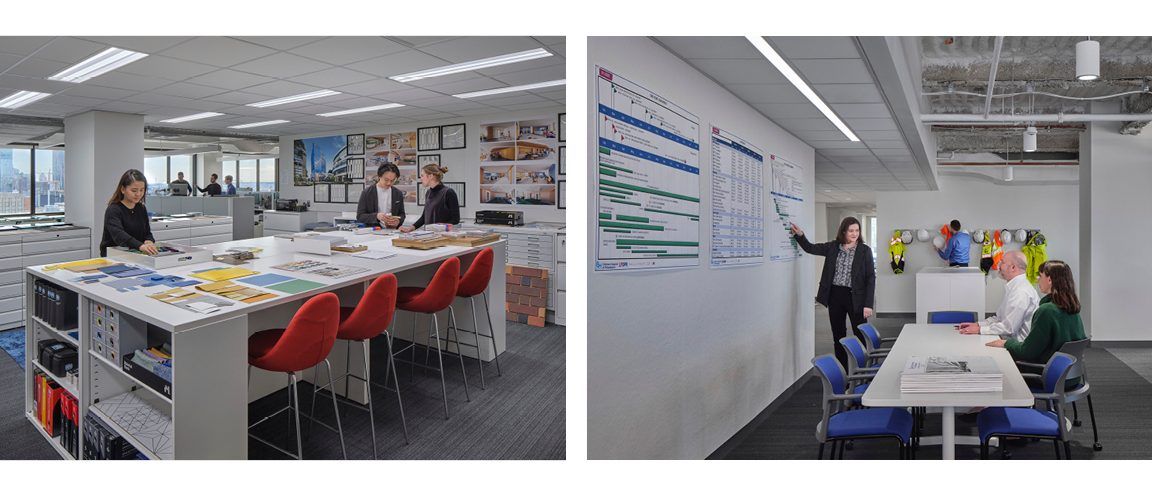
[499,102,562,112]
[857,130,903,141]
[44,94,108,108]
[152,82,230,100]
[121,92,201,107]
[812,84,882,103]
[489,66,566,86]
[233,37,323,51]
[372,88,445,101]
[75,37,192,54]
[726,83,807,104]
[830,103,891,118]
[769,37,861,59]
[873,149,914,159]
[93,101,153,114]
[59,85,138,100]
[0,74,74,94]
[810,140,870,149]
[469,93,547,107]
[6,57,70,81]
[32,38,109,64]
[476,57,563,77]
[232,52,334,79]
[183,69,276,91]
[0,53,23,72]
[685,59,785,85]
[792,59,872,84]
[292,37,410,66]
[549,44,566,57]
[865,140,908,149]
[241,80,329,99]
[655,37,763,59]
[792,130,848,142]
[332,78,411,97]
[355,51,453,78]
[201,90,278,105]
[421,77,506,95]
[389,37,459,48]
[535,90,566,101]
[774,118,838,132]
[754,102,824,119]
[533,37,565,46]
[292,67,380,88]
[118,56,217,81]
[846,117,897,130]
[85,71,174,92]
[0,37,54,56]
[419,37,544,63]
[160,38,277,67]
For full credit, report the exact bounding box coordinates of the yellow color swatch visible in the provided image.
[189,267,259,282]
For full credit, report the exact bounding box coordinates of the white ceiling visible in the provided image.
[0,36,566,144]
[654,36,933,204]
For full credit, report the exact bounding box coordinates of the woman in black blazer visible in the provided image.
[791,217,876,369]
[355,162,406,228]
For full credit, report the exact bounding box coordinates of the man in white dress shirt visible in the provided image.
[957,250,1038,341]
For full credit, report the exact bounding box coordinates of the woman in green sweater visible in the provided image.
[985,259,1085,369]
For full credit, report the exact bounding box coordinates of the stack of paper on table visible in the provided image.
[900,356,1003,393]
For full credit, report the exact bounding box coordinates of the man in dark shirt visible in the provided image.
[197,173,222,196]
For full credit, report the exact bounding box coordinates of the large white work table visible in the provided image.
[24,232,505,459]
[861,324,1034,460]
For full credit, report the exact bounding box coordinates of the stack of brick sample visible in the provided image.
[505,264,548,327]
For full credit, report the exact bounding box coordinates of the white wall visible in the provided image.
[875,175,1079,313]
[277,108,566,226]
[587,37,816,459]
[1081,119,1152,341]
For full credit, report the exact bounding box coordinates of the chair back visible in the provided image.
[811,354,848,441]
[253,293,341,373]
[1057,338,1089,381]
[838,336,871,375]
[1043,352,1077,395]
[339,274,398,341]
[457,247,495,297]
[404,257,461,313]
[927,310,979,324]
[857,322,883,351]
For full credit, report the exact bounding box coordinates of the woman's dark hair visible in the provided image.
[107,169,148,205]
[377,162,400,178]
[1039,260,1080,314]
[836,216,863,245]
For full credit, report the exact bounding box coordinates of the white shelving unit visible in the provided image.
[33,316,78,348]
[1,226,91,330]
[30,359,78,397]
[24,412,73,460]
[483,223,566,324]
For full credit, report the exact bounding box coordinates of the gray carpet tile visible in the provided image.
[1105,348,1152,385]
[1,320,564,460]
[713,316,1152,459]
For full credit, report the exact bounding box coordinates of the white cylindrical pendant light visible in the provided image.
[1076,39,1100,81]
[1005,165,1014,181]
[1023,126,1038,152]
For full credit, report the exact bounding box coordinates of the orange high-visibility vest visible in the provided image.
[991,230,1005,270]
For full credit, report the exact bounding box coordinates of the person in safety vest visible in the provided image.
[889,230,906,274]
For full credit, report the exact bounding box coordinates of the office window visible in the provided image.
[258,158,276,192]
[34,149,66,213]
[143,156,168,194]
[0,148,32,215]
[238,159,257,190]
[222,160,237,186]
[170,155,192,185]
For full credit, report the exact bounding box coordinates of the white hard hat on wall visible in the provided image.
[1000,229,1013,244]
[973,230,985,243]
[917,229,930,242]
[932,235,946,249]
[901,230,913,244]
[1015,229,1028,242]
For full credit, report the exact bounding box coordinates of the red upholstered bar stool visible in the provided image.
[454,247,501,389]
[392,257,470,419]
[248,292,346,460]
[308,274,409,459]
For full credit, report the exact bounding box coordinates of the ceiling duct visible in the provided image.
[144,126,279,143]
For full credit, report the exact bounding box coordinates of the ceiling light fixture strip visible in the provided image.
[390,48,552,82]
[316,103,405,117]
[452,79,566,99]
[247,90,341,108]
[160,112,225,124]
[229,120,290,129]
[48,47,149,83]
[745,36,860,142]
[0,91,52,109]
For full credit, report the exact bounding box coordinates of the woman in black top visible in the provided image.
[791,217,876,369]
[100,169,159,257]
[400,163,460,232]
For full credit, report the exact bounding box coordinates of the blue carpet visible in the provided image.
[0,328,24,370]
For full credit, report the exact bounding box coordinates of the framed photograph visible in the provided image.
[329,182,347,203]
[558,146,566,175]
[314,183,330,203]
[557,180,566,209]
[439,123,466,150]
[347,157,365,179]
[558,113,566,142]
[418,126,441,151]
[445,182,466,208]
[418,154,441,170]
[347,184,362,204]
[417,183,428,206]
[346,133,365,156]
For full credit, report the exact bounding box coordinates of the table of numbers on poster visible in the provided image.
[709,126,765,267]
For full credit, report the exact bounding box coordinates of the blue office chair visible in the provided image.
[857,322,894,355]
[812,355,915,459]
[977,352,1077,459]
[838,337,878,397]
[1016,339,1101,451]
[927,310,979,324]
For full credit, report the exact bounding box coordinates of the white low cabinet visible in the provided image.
[915,267,986,324]
[0,226,92,330]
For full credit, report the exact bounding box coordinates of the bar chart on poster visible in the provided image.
[594,66,701,271]
[769,154,805,262]
[709,126,765,268]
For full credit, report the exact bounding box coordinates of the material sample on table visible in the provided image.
[44,258,114,272]
[265,279,325,294]
[271,260,329,273]
[237,273,296,287]
[194,281,278,303]
[349,250,397,260]
[188,267,259,282]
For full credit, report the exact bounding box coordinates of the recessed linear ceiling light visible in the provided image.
[452,79,566,99]
[159,112,225,124]
[47,47,148,83]
[228,120,290,129]
[317,103,405,117]
[247,90,341,108]
[745,36,860,142]
[0,90,51,109]
[390,48,553,83]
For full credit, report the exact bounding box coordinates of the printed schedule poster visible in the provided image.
[769,154,805,262]
[709,126,765,268]
[594,67,701,272]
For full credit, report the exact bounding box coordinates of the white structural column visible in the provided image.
[1079,102,1152,341]
[64,111,145,256]
[198,151,223,187]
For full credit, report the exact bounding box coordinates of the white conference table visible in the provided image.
[861,324,1034,460]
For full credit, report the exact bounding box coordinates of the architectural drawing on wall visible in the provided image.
[365,131,419,203]
[593,66,701,271]
[710,126,765,268]
[479,117,559,205]
[768,154,805,263]
[293,135,347,185]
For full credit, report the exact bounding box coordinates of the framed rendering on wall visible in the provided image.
[440,123,466,150]
[558,180,566,209]
[346,133,365,155]
[418,126,441,151]
[558,146,566,175]
[329,183,347,203]
[347,157,365,179]
[314,183,329,203]
[420,181,468,207]
[558,113,566,142]
[418,154,441,169]
[347,183,362,203]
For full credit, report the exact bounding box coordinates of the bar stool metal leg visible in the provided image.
[323,359,347,459]
[448,306,470,402]
[384,330,410,444]
[409,311,418,381]
[469,296,487,389]
[360,340,378,459]
[481,291,502,376]
[431,313,450,419]
[290,373,303,460]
